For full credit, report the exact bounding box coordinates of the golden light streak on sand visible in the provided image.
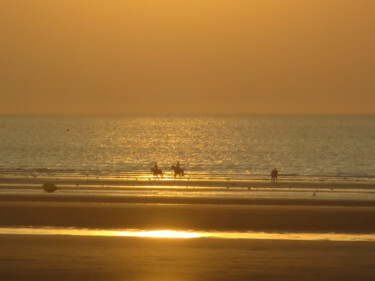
[1,227,375,242]
[115,230,204,238]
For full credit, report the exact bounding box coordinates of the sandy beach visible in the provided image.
[2,175,375,190]
[1,200,375,233]
[1,177,375,232]
[1,235,375,281]
[1,179,375,280]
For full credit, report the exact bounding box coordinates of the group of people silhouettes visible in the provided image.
[151,161,184,178]
[152,162,278,181]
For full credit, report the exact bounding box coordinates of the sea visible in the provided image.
[0,114,374,183]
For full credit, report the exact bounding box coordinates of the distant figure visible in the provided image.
[171,162,184,178]
[271,168,278,182]
[151,162,163,178]
[153,162,158,170]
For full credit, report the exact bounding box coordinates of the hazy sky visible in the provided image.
[1,0,374,114]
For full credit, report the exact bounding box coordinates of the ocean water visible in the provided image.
[0,115,374,182]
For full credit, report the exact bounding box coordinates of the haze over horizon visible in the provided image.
[1,0,374,115]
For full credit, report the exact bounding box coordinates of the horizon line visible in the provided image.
[1,113,375,117]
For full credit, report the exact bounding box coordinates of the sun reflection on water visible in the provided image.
[115,230,204,239]
[1,227,375,242]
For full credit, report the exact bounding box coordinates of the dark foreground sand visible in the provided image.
[1,201,375,233]
[1,186,375,280]
[1,235,375,281]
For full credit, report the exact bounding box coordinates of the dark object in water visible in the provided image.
[43,182,57,193]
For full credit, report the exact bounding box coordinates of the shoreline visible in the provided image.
[2,193,375,207]
[1,176,375,190]
[1,176,375,207]
[1,177,375,233]
[0,178,375,207]
[2,179,375,280]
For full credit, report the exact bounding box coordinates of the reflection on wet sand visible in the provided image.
[1,227,375,242]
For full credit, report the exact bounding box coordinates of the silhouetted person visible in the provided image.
[271,168,278,182]
[171,161,184,178]
[153,162,158,170]
[151,162,163,178]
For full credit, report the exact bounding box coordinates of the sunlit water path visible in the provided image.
[1,227,375,242]
[1,115,375,183]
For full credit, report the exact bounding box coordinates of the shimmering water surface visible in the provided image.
[0,115,374,182]
[1,227,375,242]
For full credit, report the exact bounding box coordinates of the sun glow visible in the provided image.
[116,230,204,239]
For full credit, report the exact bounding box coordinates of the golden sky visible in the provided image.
[1,0,374,114]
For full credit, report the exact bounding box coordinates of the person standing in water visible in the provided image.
[271,168,278,182]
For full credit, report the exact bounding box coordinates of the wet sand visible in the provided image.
[1,180,375,280]
[1,201,375,233]
[1,235,375,281]
[2,175,375,190]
